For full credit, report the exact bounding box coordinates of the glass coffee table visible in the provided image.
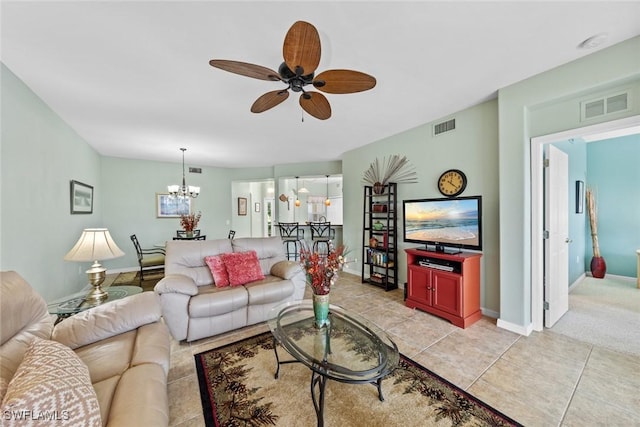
[268,300,399,427]
[48,285,142,324]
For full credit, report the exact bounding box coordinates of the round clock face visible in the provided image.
[438,169,467,197]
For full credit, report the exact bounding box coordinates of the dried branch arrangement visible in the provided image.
[362,155,418,186]
[586,188,600,257]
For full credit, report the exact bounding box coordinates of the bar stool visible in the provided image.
[277,222,304,260]
[310,221,335,256]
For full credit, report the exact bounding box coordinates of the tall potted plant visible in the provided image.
[586,188,606,278]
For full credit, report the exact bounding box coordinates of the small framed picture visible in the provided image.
[255,202,261,213]
[238,197,247,216]
[70,180,93,214]
[156,193,191,218]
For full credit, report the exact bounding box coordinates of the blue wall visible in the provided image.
[586,135,640,277]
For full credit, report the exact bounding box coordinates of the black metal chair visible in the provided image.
[130,234,165,284]
[228,230,236,239]
[310,221,335,255]
[176,229,201,238]
[277,222,304,260]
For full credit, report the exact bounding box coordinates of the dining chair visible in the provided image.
[228,230,236,239]
[277,222,304,260]
[130,234,165,284]
[310,221,335,255]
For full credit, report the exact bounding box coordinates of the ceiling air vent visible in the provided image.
[433,118,456,136]
[189,167,202,174]
[581,91,629,121]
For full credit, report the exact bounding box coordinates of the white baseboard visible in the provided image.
[496,318,534,336]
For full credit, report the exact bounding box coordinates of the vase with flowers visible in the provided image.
[300,242,347,328]
[179,211,201,238]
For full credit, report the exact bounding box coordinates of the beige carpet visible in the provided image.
[549,276,640,356]
[110,269,164,293]
[195,332,521,427]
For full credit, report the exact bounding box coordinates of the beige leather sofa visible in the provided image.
[155,236,305,342]
[0,271,170,427]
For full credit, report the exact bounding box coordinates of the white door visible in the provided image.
[544,145,569,327]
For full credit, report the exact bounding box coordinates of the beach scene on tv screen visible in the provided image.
[405,199,480,246]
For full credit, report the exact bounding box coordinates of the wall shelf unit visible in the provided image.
[362,183,397,291]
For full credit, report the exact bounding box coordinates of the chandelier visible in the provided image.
[168,148,200,198]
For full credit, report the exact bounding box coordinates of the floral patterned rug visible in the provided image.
[195,332,522,427]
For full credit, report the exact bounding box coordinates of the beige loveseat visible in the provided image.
[155,236,305,342]
[0,271,170,427]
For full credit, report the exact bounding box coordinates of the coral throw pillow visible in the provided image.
[204,255,230,287]
[221,251,265,286]
[1,336,102,426]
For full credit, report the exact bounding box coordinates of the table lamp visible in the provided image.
[64,228,125,304]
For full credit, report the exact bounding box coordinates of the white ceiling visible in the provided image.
[2,1,639,168]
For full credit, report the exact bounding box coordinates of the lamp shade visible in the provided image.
[64,228,125,262]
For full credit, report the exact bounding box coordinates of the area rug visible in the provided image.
[195,332,521,427]
[111,269,164,292]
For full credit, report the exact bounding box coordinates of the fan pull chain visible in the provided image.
[301,109,304,122]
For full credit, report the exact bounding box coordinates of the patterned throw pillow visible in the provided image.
[204,254,230,287]
[1,337,101,426]
[221,250,265,286]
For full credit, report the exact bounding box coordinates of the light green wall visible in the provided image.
[1,64,102,300]
[342,100,500,314]
[498,36,640,328]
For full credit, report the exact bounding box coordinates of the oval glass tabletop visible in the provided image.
[48,285,142,315]
[268,300,399,383]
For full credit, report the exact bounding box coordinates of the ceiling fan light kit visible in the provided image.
[210,21,376,120]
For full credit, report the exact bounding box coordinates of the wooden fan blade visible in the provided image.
[299,92,331,120]
[283,21,321,76]
[209,59,281,81]
[313,69,377,94]
[251,90,290,113]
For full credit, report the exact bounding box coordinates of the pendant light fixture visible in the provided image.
[168,148,200,198]
[295,176,301,207]
[325,175,331,207]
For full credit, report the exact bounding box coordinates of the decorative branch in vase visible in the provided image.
[362,154,418,194]
[180,211,201,237]
[586,188,606,278]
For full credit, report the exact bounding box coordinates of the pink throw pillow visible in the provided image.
[204,255,230,287]
[221,251,265,286]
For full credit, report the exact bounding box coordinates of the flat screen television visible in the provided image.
[403,195,482,253]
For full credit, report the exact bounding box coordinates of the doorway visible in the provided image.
[530,115,640,331]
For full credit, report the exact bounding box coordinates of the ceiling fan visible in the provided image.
[209,21,376,120]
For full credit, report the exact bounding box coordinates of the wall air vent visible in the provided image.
[581,91,629,121]
[189,167,202,174]
[433,118,456,136]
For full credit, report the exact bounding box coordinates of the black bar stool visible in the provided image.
[310,221,335,256]
[278,222,304,260]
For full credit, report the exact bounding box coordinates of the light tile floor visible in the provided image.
[167,273,640,426]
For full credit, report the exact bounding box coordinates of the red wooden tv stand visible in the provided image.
[405,248,482,328]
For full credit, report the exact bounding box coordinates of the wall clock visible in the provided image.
[438,169,467,197]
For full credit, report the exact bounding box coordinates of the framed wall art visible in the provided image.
[238,197,247,216]
[156,193,191,218]
[70,180,93,214]
[575,180,584,214]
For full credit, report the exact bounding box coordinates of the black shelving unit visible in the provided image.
[362,182,398,291]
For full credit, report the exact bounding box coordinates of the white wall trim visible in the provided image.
[497,318,533,336]
[530,114,640,331]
